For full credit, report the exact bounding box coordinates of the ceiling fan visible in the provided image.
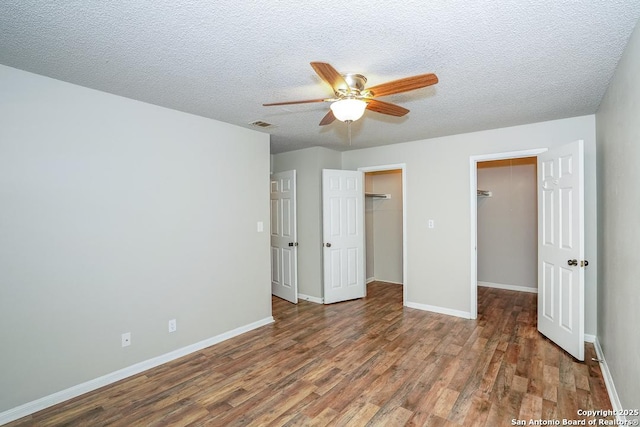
[263,62,438,126]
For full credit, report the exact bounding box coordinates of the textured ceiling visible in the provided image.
[2,1,640,153]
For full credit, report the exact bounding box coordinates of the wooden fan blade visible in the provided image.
[310,62,350,94]
[366,99,409,117]
[263,98,327,106]
[367,73,438,97]
[319,110,336,126]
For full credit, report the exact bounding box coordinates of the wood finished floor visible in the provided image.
[7,282,612,426]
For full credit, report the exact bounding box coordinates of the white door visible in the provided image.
[538,140,585,360]
[270,170,298,304]
[322,169,366,304]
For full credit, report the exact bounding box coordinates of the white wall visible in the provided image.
[366,170,403,284]
[0,65,272,414]
[596,18,640,415]
[477,158,537,290]
[271,147,341,300]
[342,115,597,334]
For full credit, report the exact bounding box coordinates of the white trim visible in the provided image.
[593,338,627,424]
[375,280,403,285]
[405,301,471,319]
[358,164,407,306]
[297,293,323,304]
[367,277,404,285]
[0,316,274,425]
[469,148,548,319]
[478,281,538,294]
[583,334,596,343]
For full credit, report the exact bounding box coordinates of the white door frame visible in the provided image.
[358,164,407,305]
[469,149,547,319]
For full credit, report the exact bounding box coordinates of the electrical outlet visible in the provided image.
[121,332,131,347]
[428,219,435,229]
[168,319,177,333]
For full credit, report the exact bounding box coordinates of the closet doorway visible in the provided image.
[469,148,547,319]
[359,164,407,304]
[471,144,586,360]
[476,157,538,296]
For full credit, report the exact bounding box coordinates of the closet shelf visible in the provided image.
[477,189,492,197]
[365,192,391,200]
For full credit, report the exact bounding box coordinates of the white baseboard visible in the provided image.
[593,338,627,424]
[298,293,323,304]
[377,280,403,285]
[405,301,471,319]
[584,334,596,343]
[0,316,274,425]
[478,281,538,294]
[366,277,403,285]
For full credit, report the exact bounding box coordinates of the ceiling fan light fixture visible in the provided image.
[330,98,367,122]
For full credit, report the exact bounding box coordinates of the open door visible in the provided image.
[538,140,585,360]
[322,169,365,304]
[270,170,298,304]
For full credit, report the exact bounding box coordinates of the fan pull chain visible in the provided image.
[348,121,352,146]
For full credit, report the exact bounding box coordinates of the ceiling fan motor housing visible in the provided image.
[336,73,368,97]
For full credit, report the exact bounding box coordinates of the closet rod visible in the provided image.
[365,192,391,199]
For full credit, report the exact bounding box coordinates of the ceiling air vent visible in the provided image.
[248,120,275,129]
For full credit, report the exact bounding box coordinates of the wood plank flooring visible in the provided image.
[7,282,612,426]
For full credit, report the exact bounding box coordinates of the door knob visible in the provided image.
[567,259,578,266]
[581,260,589,267]
[325,243,332,247]
[288,242,294,247]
